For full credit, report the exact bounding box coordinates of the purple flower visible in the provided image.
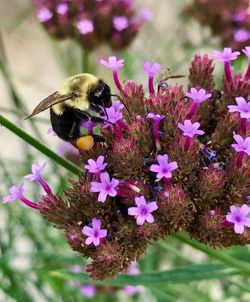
[80,285,96,298]
[100,56,124,92]
[101,106,123,128]
[147,112,165,121]
[139,8,153,21]
[212,48,240,62]
[226,204,250,234]
[37,8,53,22]
[84,155,107,174]
[231,134,250,155]
[25,162,46,182]
[143,61,161,77]
[112,100,124,112]
[57,142,79,157]
[178,120,204,138]
[56,3,68,15]
[228,97,250,119]
[76,20,94,35]
[186,88,211,104]
[128,196,158,225]
[100,56,124,71]
[242,46,250,59]
[90,172,119,202]
[234,29,250,42]
[82,218,107,246]
[113,16,129,31]
[3,183,24,203]
[3,183,39,209]
[25,162,52,195]
[150,154,178,180]
[71,265,81,273]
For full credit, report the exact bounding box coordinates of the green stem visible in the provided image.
[173,233,250,275]
[0,114,83,175]
[81,50,89,72]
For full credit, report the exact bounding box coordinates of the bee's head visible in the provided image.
[89,81,112,112]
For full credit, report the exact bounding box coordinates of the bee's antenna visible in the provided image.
[110,94,130,114]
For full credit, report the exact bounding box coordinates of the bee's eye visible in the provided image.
[158,81,168,93]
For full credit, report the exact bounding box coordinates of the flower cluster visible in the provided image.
[184,0,250,50]
[4,47,250,280]
[34,0,152,51]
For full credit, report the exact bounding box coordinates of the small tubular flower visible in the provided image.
[228,96,250,133]
[143,61,161,95]
[150,154,178,188]
[212,48,240,81]
[147,112,165,151]
[231,134,250,166]
[90,172,119,202]
[226,204,250,234]
[178,120,204,150]
[3,183,39,209]
[25,162,52,195]
[82,218,107,246]
[186,88,211,119]
[76,20,94,35]
[100,56,124,92]
[128,196,158,225]
[113,16,129,31]
[242,46,250,80]
[84,156,107,174]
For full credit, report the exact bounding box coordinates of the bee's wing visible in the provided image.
[25,92,74,119]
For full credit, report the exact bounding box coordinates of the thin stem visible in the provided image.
[173,232,250,274]
[184,136,191,151]
[81,51,89,72]
[236,151,245,167]
[186,102,199,119]
[148,75,155,95]
[0,114,83,175]
[112,71,123,92]
[20,196,39,209]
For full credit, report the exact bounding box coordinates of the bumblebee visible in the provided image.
[27,73,112,147]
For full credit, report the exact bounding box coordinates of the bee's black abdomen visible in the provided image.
[50,107,80,141]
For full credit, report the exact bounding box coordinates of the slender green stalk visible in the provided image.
[0,107,50,123]
[173,233,250,275]
[81,50,89,72]
[0,114,83,175]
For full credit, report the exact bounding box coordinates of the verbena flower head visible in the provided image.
[84,156,107,174]
[3,183,24,203]
[100,56,124,71]
[90,172,119,202]
[228,97,250,119]
[178,120,204,138]
[184,1,250,49]
[143,61,161,77]
[34,0,150,51]
[186,88,212,104]
[212,48,240,62]
[226,204,250,234]
[82,218,107,246]
[150,154,178,180]
[7,48,250,280]
[128,196,158,225]
[231,135,250,155]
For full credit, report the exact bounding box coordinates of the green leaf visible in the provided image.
[50,263,239,286]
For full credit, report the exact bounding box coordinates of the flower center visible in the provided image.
[140,207,148,216]
[105,184,111,191]
[235,215,242,223]
[162,168,168,174]
[93,230,99,238]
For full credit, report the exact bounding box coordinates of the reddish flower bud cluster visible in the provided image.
[34,0,151,51]
[4,48,250,280]
[184,0,250,50]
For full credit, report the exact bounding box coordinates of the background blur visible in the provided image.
[0,1,250,301]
